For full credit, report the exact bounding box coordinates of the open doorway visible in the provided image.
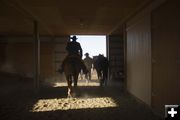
[69,35,107,85]
[71,35,106,58]
[53,35,107,87]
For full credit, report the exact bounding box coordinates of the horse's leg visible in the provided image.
[85,72,89,83]
[96,70,99,80]
[80,70,83,80]
[100,71,104,86]
[85,73,88,81]
[88,72,90,82]
[101,70,106,86]
[89,69,91,81]
[67,75,73,98]
[104,69,108,86]
[74,74,79,87]
[97,70,101,80]
[86,68,91,82]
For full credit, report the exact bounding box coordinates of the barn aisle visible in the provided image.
[0,79,162,120]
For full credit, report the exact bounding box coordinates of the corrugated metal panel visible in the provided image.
[126,14,151,105]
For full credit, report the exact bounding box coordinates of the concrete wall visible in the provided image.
[126,14,152,105]
[151,0,180,115]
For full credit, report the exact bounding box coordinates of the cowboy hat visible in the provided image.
[85,53,89,56]
[71,36,78,40]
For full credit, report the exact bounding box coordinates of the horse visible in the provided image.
[83,56,93,82]
[93,55,109,86]
[63,55,82,97]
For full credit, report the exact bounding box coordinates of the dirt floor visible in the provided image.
[0,78,162,120]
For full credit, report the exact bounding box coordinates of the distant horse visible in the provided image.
[63,55,82,97]
[84,57,93,82]
[93,55,109,86]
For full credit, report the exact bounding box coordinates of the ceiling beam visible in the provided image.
[108,0,168,35]
[107,0,154,35]
[2,0,54,36]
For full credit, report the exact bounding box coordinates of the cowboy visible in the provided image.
[83,53,93,81]
[66,36,83,58]
[59,36,88,74]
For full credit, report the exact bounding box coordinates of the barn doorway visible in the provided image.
[70,35,107,86]
[74,35,106,59]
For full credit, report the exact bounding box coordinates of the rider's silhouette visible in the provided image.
[66,36,83,58]
[83,53,93,80]
[59,36,88,74]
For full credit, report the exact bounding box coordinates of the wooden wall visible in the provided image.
[126,14,152,105]
[107,35,124,84]
[0,36,68,81]
[125,0,180,116]
[151,0,180,115]
[0,39,34,77]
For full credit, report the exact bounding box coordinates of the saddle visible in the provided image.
[62,53,88,74]
[62,54,81,68]
[67,54,81,59]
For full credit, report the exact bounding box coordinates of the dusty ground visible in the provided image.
[0,75,162,120]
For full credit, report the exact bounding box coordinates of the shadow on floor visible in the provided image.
[0,78,162,120]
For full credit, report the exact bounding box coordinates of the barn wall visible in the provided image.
[0,43,7,69]
[126,14,152,105]
[107,35,124,85]
[0,38,34,78]
[125,0,180,115]
[53,37,68,77]
[0,36,68,81]
[40,42,54,80]
[151,0,180,115]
